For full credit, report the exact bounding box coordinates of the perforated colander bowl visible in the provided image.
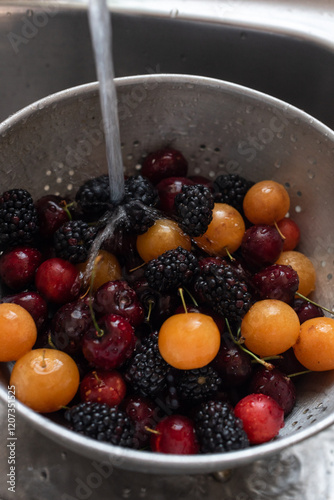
[1,74,334,474]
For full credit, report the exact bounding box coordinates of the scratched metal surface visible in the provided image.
[1,399,334,500]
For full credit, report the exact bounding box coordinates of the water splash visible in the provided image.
[88,0,124,204]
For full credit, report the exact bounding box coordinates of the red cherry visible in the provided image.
[93,280,144,327]
[0,291,47,331]
[188,175,214,191]
[122,395,160,447]
[150,415,199,454]
[35,257,81,304]
[241,224,284,270]
[80,369,126,407]
[82,314,136,370]
[141,148,188,185]
[35,195,70,239]
[0,246,42,290]
[234,393,284,444]
[156,177,194,213]
[276,217,301,251]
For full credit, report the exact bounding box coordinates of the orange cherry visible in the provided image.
[243,180,290,225]
[293,317,334,371]
[0,303,37,362]
[10,348,80,413]
[77,249,122,293]
[158,312,221,369]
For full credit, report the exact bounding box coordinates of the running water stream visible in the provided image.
[88,0,125,205]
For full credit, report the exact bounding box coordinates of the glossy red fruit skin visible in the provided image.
[276,217,301,251]
[234,393,284,444]
[241,224,284,271]
[0,246,42,290]
[0,291,47,331]
[211,335,253,387]
[82,314,136,370]
[150,415,199,454]
[93,280,144,327]
[51,299,94,354]
[35,257,81,304]
[249,366,296,415]
[156,177,194,213]
[122,395,161,447]
[35,195,70,239]
[188,175,215,192]
[252,264,299,304]
[141,148,188,185]
[80,369,126,407]
[293,298,324,324]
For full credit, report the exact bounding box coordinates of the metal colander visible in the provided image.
[1,74,334,474]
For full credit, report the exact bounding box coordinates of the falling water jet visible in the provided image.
[88,0,125,205]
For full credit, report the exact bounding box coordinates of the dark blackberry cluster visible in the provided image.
[121,200,156,235]
[0,189,39,251]
[124,332,170,398]
[195,263,253,322]
[54,220,97,263]
[145,246,200,293]
[213,174,253,213]
[64,402,136,448]
[174,184,214,237]
[75,175,112,215]
[177,366,222,402]
[194,400,249,453]
[123,175,158,207]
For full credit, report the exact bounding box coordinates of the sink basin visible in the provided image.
[1,1,334,127]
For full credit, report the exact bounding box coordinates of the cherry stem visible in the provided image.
[129,262,146,273]
[145,299,154,323]
[225,319,274,370]
[144,426,161,435]
[178,288,188,313]
[183,287,199,307]
[47,332,56,350]
[41,349,47,368]
[60,200,75,221]
[251,355,283,363]
[224,247,235,261]
[274,220,286,240]
[287,370,312,378]
[296,292,334,316]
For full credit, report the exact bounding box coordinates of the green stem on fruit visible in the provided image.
[47,332,57,350]
[287,370,312,378]
[178,288,188,314]
[274,220,286,240]
[183,287,199,307]
[129,262,146,273]
[224,247,235,262]
[296,292,334,316]
[145,299,154,323]
[251,355,283,363]
[60,200,75,221]
[225,319,274,370]
[144,426,161,435]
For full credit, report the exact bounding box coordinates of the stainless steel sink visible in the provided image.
[1,1,334,127]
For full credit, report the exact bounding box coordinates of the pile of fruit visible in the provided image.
[1,146,334,455]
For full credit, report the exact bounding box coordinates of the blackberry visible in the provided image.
[124,332,169,398]
[75,174,113,215]
[194,400,249,453]
[213,174,253,213]
[121,200,156,235]
[195,263,252,322]
[177,366,222,402]
[64,402,136,448]
[145,246,200,293]
[174,184,214,237]
[54,220,97,263]
[0,189,39,251]
[123,175,158,207]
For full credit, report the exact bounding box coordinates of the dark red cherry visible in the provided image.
[252,264,299,304]
[272,347,307,376]
[0,291,47,331]
[141,148,188,185]
[211,335,253,387]
[249,366,296,415]
[0,246,42,290]
[93,280,144,327]
[35,195,70,239]
[156,177,194,213]
[293,298,324,323]
[51,298,94,354]
[80,369,126,407]
[188,175,214,191]
[241,224,284,270]
[82,313,136,370]
[150,415,199,454]
[122,395,161,447]
[35,257,81,304]
[276,217,301,251]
